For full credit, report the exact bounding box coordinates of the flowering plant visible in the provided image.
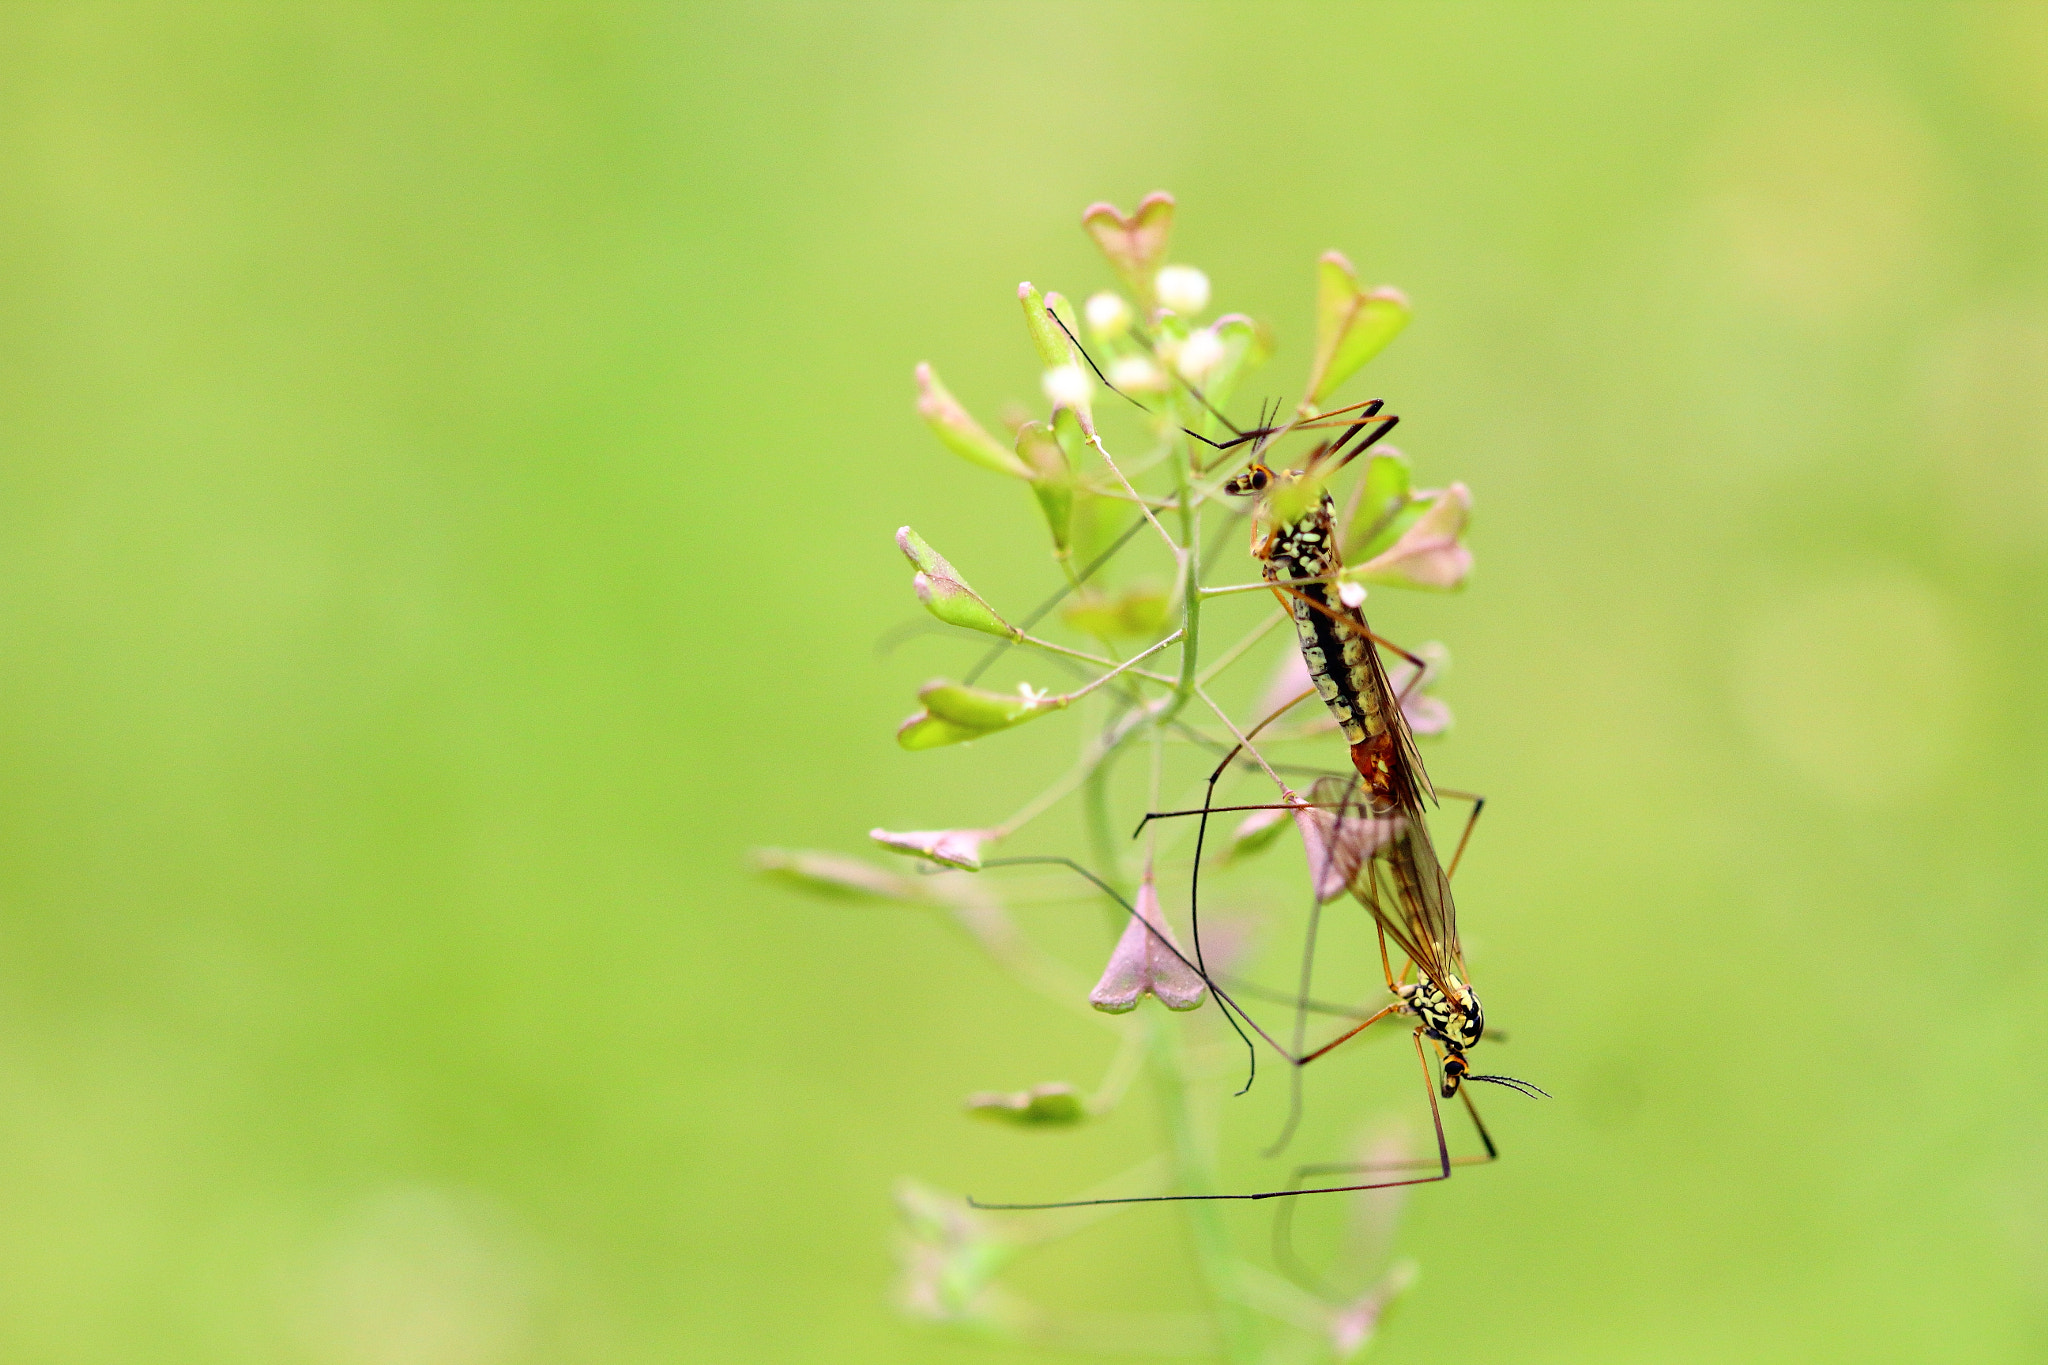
[759,193,1476,1362]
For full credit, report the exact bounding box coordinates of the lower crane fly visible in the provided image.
[969,398,1545,1213]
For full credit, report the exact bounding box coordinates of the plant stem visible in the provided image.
[1149,1013,1260,1363]
[1080,623,1260,1365]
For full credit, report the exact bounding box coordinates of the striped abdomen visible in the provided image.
[1261,491,1396,755]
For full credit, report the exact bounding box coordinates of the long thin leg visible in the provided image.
[1177,685,1316,980]
[968,1029,1455,1210]
[1271,1080,1498,1292]
[1294,1002,1405,1066]
[1443,793,1485,882]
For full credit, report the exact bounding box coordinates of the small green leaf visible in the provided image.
[1017,281,1074,370]
[1015,422,1073,556]
[897,527,1017,638]
[1341,483,1473,592]
[920,680,1058,729]
[1343,449,1415,560]
[1059,581,1170,640]
[895,709,989,751]
[1304,251,1410,410]
[750,848,936,904]
[965,1082,1087,1127]
[1197,312,1274,421]
[1080,192,1174,301]
[916,363,1032,478]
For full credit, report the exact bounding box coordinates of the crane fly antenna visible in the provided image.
[1045,307,1271,453]
[1466,1073,1551,1099]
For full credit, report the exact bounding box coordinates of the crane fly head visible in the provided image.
[1408,970,1483,1100]
[1222,462,1273,497]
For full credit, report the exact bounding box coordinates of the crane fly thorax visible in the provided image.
[1225,467,1395,756]
[1399,975,1484,1051]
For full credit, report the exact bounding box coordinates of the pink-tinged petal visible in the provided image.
[1329,1261,1418,1360]
[1347,484,1473,591]
[1080,193,1175,299]
[1384,641,1453,736]
[1253,650,1335,732]
[1225,805,1290,862]
[1089,869,1206,1013]
[869,827,993,872]
[1295,803,1405,903]
[1401,694,1453,735]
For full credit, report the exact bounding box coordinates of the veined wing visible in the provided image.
[1345,599,1436,808]
[1343,791,1465,1000]
[1300,774,1405,903]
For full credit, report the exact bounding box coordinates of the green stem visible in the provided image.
[1078,566,1258,1365]
[1160,437,1202,727]
[1149,1013,1260,1363]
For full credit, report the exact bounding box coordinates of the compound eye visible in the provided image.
[1249,469,1268,491]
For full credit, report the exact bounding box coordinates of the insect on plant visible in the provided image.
[758,193,1533,1358]
[967,405,1547,1214]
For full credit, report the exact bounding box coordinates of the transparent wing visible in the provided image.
[1302,774,1404,903]
[1337,784,1465,997]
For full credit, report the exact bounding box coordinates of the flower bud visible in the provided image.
[1084,291,1132,339]
[1175,326,1225,381]
[1154,263,1211,316]
[1017,281,1072,369]
[1014,421,1074,555]
[897,679,1063,750]
[1108,355,1166,393]
[915,363,1032,478]
[897,527,1017,638]
[1041,363,1092,409]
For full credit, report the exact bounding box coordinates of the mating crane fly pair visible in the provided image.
[970,311,1545,1213]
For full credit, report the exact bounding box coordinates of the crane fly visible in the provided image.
[968,411,1543,1214]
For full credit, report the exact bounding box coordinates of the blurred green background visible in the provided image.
[0,3,2043,1361]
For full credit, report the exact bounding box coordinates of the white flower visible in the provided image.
[1154,263,1211,315]
[1108,354,1166,393]
[1041,362,1091,408]
[1175,327,1225,381]
[1084,291,1132,339]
